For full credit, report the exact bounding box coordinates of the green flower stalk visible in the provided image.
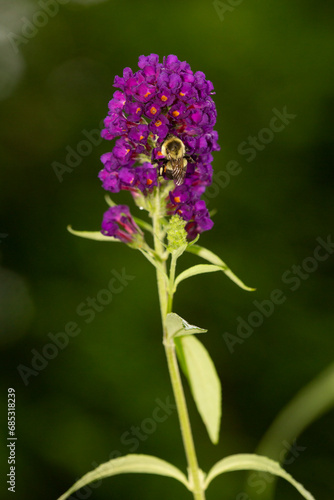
[58,54,315,500]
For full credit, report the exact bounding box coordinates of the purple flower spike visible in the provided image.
[101,205,142,244]
[99,54,219,241]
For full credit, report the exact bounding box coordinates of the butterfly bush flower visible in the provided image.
[99,54,220,241]
[62,55,315,500]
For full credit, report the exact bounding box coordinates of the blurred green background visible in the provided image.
[1,0,333,499]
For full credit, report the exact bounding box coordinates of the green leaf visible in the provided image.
[67,225,120,242]
[257,362,334,460]
[165,312,207,340]
[133,216,154,234]
[176,335,221,444]
[174,264,226,291]
[57,454,190,500]
[204,454,315,500]
[189,234,200,246]
[252,362,334,499]
[186,244,224,266]
[186,244,255,291]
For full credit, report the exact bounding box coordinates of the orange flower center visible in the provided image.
[150,107,157,115]
[172,111,180,117]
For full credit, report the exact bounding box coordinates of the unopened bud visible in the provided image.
[167,214,187,254]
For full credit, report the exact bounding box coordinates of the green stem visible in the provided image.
[167,252,177,314]
[152,191,168,324]
[163,342,205,500]
[152,190,205,500]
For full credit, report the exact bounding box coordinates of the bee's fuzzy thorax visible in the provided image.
[161,136,184,158]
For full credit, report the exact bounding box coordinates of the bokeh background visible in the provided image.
[1,0,333,499]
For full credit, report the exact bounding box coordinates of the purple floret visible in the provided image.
[101,205,142,243]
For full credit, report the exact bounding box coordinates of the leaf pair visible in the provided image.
[57,452,315,500]
[67,227,255,293]
[55,308,314,500]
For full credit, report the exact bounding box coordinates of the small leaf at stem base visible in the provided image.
[166,312,207,340]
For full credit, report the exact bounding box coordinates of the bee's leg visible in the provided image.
[153,159,172,180]
[158,164,165,177]
[163,161,174,180]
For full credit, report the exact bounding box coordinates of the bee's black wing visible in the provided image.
[172,158,187,186]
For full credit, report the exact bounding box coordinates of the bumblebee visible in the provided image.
[158,135,194,186]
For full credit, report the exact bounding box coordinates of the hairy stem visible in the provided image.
[167,252,177,314]
[152,189,205,500]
